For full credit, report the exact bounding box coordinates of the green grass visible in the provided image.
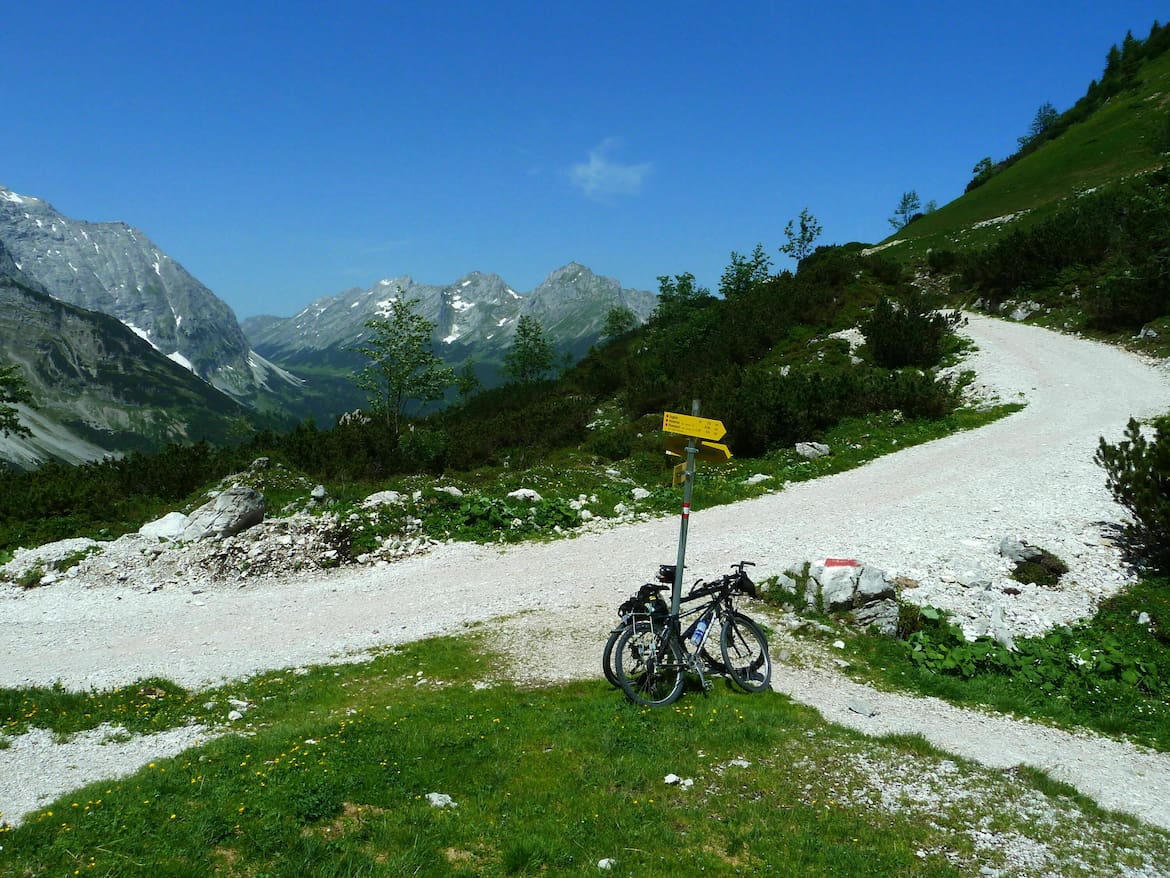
[841,577,1170,752]
[2,635,1167,877]
[0,678,202,740]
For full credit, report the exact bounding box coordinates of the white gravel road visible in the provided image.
[3,313,1170,837]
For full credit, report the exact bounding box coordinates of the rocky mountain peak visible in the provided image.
[0,183,301,412]
[542,261,593,284]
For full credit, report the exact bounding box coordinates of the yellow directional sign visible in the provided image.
[665,437,733,462]
[695,441,732,462]
[672,462,688,486]
[663,411,726,441]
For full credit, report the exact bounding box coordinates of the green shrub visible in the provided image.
[1011,549,1069,587]
[1097,417,1170,570]
[903,605,1161,694]
[16,564,45,589]
[926,249,960,274]
[399,426,450,473]
[1087,257,1170,331]
[582,425,636,461]
[860,290,964,369]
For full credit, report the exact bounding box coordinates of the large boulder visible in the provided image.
[139,512,189,541]
[182,486,266,541]
[797,559,899,635]
[795,441,831,460]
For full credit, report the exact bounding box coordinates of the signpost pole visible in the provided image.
[671,399,700,616]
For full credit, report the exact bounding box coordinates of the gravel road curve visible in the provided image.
[3,313,1170,833]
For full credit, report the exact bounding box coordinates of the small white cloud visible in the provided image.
[569,138,652,201]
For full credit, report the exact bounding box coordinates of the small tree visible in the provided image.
[0,362,33,438]
[968,157,996,191]
[504,315,555,383]
[779,208,823,263]
[1097,417,1170,571]
[353,296,454,439]
[1018,102,1060,149]
[719,243,772,297]
[455,358,481,402]
[602,305,638,338]
[651,272,710,323]
[888,190,922,231]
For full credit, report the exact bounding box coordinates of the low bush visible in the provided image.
[904,606,1161,694]
[860,290,964,369]
[1097,416,1170,571]
[926,249,960,274]
[1011,549,1069,587]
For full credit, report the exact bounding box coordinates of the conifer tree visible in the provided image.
[504,315,555,382]
[0,362,32,439]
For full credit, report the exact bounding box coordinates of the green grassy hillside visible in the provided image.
[886,25,1170,260]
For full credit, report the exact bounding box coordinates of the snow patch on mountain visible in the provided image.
[123,322,157,348]
[168,351,194,371]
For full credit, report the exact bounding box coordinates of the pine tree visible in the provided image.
[888,191,922,231]
[504,315,555,382]
[0,362,32,439]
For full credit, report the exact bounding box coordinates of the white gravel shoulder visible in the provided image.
[3,313,1170,835]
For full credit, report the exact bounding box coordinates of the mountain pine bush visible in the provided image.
[860,289,963,369]
[1097,416,1170,571]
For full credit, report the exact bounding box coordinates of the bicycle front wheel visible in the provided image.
[614,625,685,707]
[720,613,772,693]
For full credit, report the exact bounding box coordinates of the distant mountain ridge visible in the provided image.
[240,261,656,419]
[242,261,656,370]
[0,182,657,465]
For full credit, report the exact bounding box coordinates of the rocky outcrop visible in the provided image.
[0,185,289,403]
[796,559,900,636]
[181,487,266,541]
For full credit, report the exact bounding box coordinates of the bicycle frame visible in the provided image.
[628,576,743,688]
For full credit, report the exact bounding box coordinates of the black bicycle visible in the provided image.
[601,564,726,686]
[606,561,771,707]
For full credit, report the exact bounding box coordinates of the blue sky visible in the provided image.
[4,1,1167,318]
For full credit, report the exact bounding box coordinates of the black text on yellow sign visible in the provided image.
[662,411,726,441]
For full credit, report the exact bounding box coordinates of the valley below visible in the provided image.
[4,313,1170,845]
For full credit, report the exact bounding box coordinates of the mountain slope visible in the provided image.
[881,26,1170,259]
[0,266,256,469]
[0,186,302,411]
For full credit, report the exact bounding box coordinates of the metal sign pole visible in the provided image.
[671,399,700,616]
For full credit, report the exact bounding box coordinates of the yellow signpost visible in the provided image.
[662,411,726,441]
[665,436,732,462]
[663,404,732,615]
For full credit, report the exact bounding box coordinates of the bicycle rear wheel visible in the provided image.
[614,625,685,707]
[602,624,626,687]
[720,612,772,693]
